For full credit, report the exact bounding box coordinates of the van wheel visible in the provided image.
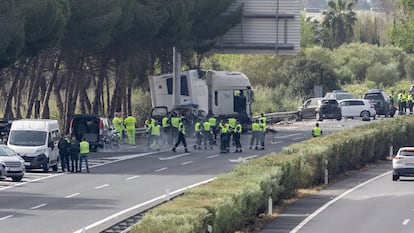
[392,174,399,181]
[52,163,58,172]
[316,113,323,121]
[43,163,49,173]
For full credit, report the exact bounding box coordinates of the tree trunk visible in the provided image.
[41,55,62,119]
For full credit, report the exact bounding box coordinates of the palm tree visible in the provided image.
[321,0,357,48]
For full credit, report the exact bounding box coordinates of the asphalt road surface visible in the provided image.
[0,118,382,233]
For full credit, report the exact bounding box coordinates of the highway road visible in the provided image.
[0,118,379,233]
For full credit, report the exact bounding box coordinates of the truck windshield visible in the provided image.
[8,130,47,146]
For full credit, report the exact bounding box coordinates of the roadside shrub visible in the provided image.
[366,62,399,87]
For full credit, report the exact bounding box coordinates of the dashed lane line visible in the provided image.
[30,203,47,210]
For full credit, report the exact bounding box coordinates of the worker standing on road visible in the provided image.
[250,119,261,150]
[172,117,189,153]
[194,120,203,150]
[208,115,217,144]
[161,114,171,144]
[219,119,229,153]
[233,120,243,153]
[151,121,161,151]
[69,136,80,173]
[145,116,155,148]
[170,113,180,143]
[228,116,237,146]
[58,134,70,172]
[112,112,124,144]
[203,119,213,150]
[312,123,323,137]
[79,137,90,173]
[124,114,137,145]
[407,91,413,114]
[259,113,267,150]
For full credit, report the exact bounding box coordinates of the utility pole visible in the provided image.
[173,47,181,107]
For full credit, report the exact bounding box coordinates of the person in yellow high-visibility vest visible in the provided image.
[79,137,90,173]
[312,123,322,137]
[151,121,161,151]
[112,112,124,143]
[124,114,137,145]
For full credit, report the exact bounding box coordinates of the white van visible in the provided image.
[7,119,60,173]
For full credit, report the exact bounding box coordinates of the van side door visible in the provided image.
[48,130,60,163]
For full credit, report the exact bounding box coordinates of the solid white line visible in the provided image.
[0,215,14,221]
[30,203,48,210]
[207,155,219,159]
[65,193,80,198]
[155,167,168,172]
[159,153,190,160]
[94,184,110,189]
[402,219,410,225]
[290,170,392,233]
[126,175,140,180]
[72,178,217,233]
[293,137,303,140]
[181,161,193,165]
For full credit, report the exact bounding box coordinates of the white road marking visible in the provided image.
[229,155,259,163]
[159,153,190,160]
[293,137,303,140]
[94,184,110,189]
[207,155,219,159]
[0,215,14,221]
[30,203,48,210]
[290,171,392,233]
[126,176,140,180]
[277,133,302,139]
[270,141,283,144]
[73,178,217,233]
[65,193,80,198]
[155,167,168,172]
[181,161,193,165]
[403,219,410,225]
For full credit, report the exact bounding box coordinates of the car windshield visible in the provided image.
[336,93,355,100]
[8,130,47,146]
[0,146,12,156]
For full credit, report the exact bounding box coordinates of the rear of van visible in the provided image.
[7,119,60,173]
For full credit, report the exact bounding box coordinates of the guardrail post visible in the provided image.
[324,158,329,185]
[267,195,273,215]
[165,188,170,201]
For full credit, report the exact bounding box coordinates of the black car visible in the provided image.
[363,89,395,117]
[68,114,120,151]
[298,98,342,121]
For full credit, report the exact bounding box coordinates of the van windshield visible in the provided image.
[8,130,47,146]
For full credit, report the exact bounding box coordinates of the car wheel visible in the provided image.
[361,110,370,118]
[336,114,342,121]
[12,175,23,182]
[392,174,399,181]
[297,112,303,121]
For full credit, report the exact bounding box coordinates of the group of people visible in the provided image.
[112,112,137,145]
[142,112,268,154]
[58,134,90,173]
[391,90,414,114]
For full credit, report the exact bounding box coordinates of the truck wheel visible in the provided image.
[52,163,58,172]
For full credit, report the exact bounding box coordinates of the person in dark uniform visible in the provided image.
[172,118,189,153]
[69,136,80,173]
[58,134,70,172]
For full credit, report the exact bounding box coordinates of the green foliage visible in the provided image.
[365,62,400,86]
[389,0,414,53]
[252,85,302,114]
[404,55,414,81]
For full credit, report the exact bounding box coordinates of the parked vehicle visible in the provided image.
[149,69,254,129]
[298,98,342,121]
[68,114,120,151]
[0,145,25,181]
[392,147,414,181]
[0,118,17,143]
[363,89,395,117]
[7,119,60,173]
[338,99,376,119]
[324,90,355,101]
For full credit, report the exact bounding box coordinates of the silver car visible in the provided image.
[0,145,25,182]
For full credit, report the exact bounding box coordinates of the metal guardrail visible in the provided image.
[253,111,299,124]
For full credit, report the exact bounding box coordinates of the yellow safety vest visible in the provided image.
[252,122,260,131]
[203,121,211,131]
[79,141,90,154]
[209,117,217,127]
[178,122,186,135]
[162,117,170,127]
[235,124,242,133]
[312,127,322,137]
[219,123,229,133]
[194,122,202,132]
[124,116,137,130]
[151,124,161,136]
[171,117,180,128]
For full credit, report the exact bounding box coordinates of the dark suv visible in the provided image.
[298,98,342,121]
[68,114,120,151]
[363,89,395,117]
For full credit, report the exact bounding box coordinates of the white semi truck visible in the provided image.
[148,69,254,128]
